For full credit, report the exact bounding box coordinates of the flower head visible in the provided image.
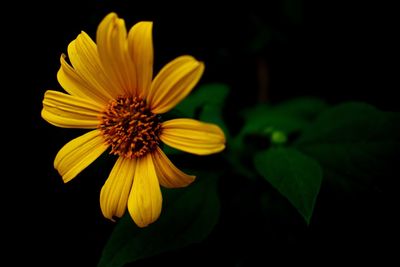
[42,13,225,227]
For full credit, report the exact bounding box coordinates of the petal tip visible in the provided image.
[105,12,118,19]
[61,173,74,183]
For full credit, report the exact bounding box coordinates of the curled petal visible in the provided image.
[152,147,195,188]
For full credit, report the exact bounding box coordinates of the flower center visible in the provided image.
[99,96,162,158]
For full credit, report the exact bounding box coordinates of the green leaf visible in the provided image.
[254,147,323,224]
[295,102,400,191]
[237,113,308,139]
[271,97,328,119]
[236,97,328,142]
[173,83,229,118]
[98,173,220,267]
[231,97,327,179]
[161,143,183,155]
[199,104,229,138]
[241,97,328,121]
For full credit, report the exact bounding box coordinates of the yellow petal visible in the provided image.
[128,154,162,227]
[128,21,153,98]
[148,56,204,114]
[42,90,103,129]
[68,31,120,101]
[152,147,195,188]
[54,130,109,183]
[57,54,100,102]
[96,13,137,96]
[100,157,136,221]
[160,119,226,155]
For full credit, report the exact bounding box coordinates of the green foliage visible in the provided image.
[235,97,328,145]
[98,173,220,267]
[230,97,328,178]
[199,104,229,136]
[254,148,322,224]
[174,83,228,119]
[295,102,400,191]
[234,100,399,225]
[241,97,327,120]
[98,94,399,266]
[272,97,328,118]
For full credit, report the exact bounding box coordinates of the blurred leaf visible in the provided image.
[98,173,220,267]
[254,147,322,224]
[295,102,400,191]
[200,104,229,138]
[270,97,328,119]
[238,113,308,138]
[231,113,306,179]
[161,144,183,155]
[174,83,229,118]
[160,108,187,121]
[231,97,327,179]
[235,97,328,147]
[241,97,328,120]
[282,0,303,24]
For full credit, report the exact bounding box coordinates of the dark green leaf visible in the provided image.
[231,98,327,179]
[241,97,328,120]
[254,147,322,224]
[295,102,400,191]
[200,104,229,139]
[270,97,328,119]
[173,83,229,118]
[98,173,220,267]
[161,144,183,155]
[232,108,309,157]
[236,97,328,144]
[237,113,308,138]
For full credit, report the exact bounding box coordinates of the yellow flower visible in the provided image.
[41,13,225,227]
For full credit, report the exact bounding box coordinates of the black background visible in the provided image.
[4,0,398,266]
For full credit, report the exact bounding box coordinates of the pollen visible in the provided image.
[99,96,162,158]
